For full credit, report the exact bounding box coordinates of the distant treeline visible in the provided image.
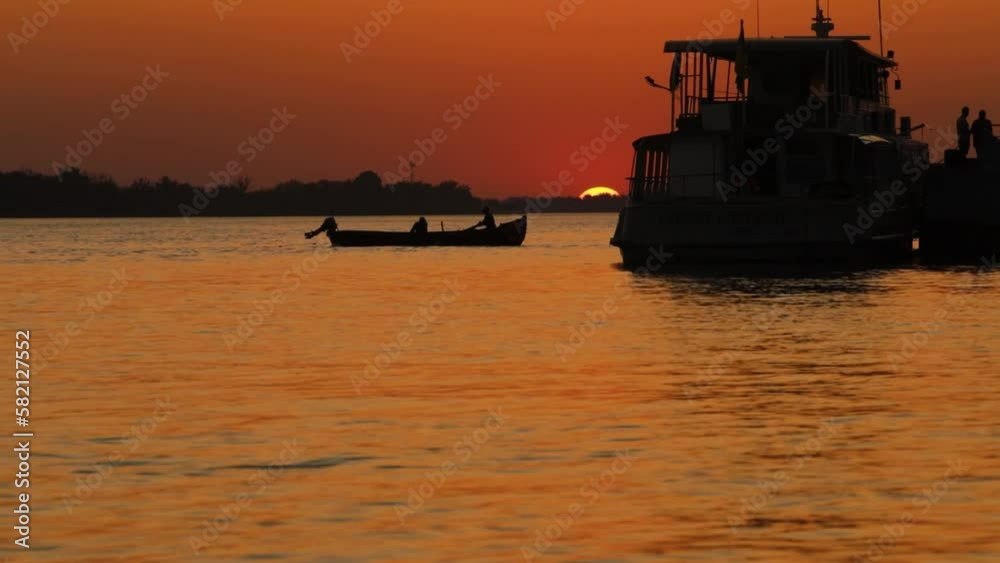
[0,169,624,218]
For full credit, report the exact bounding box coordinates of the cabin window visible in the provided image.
[630,140,670,200]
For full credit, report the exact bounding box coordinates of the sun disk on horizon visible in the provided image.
[579,186,620,199]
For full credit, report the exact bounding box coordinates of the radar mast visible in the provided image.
[811,2,835,38]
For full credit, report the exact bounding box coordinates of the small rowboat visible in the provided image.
[310,216,528,247]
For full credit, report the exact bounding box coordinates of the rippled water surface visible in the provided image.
[1,215,998,562]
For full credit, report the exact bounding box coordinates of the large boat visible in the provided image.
[307,216,528,247]
[611,6,930,267]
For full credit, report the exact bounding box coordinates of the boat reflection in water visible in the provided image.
[612,264,920,334]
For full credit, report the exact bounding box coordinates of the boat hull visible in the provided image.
[611,201,915,268]
[615,239,913,269]
[328,216,527,247]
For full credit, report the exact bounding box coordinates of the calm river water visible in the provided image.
[1,214,998,562]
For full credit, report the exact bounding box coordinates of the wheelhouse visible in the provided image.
[628,12,912,203]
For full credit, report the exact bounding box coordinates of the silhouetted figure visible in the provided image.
[957,106,971,158]
[305,216,338,239]
[410,217,428,234]
[971,110,994,159]
[471,207,497,230]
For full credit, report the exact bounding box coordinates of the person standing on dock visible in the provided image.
[971,110,994,160]
[957,107,971,158]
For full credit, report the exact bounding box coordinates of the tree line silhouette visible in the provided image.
[0,169,624,218]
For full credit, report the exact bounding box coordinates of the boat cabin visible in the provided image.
[629,8,920,203]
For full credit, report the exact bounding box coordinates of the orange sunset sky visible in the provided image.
[2,0,998,198]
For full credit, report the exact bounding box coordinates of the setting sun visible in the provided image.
[579,186,621,199]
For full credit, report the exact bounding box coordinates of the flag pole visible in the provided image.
[877,0,885,56]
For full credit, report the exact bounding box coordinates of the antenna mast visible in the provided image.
[756,0,761,37]
[789,0,868,41]
[810,0,835,38]
[877,0,885,55]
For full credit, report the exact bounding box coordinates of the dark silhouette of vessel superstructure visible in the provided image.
[611,6,997,267]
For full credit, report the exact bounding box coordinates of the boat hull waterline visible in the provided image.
[327,216,528,247]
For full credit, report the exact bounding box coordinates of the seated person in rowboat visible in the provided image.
[410,217,429,234]
[470,207,497,230]
[304,216,338,239]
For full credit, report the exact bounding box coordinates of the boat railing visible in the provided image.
[709,95,744,103]
[629,173,719,201]
[695,99,836,132]
[832,94,900,135]
[628,176,670,201]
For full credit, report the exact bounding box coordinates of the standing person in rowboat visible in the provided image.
[305,216,338,239]
[470,207,497,230]
[410,217,429,234]
[957,106,972,159]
